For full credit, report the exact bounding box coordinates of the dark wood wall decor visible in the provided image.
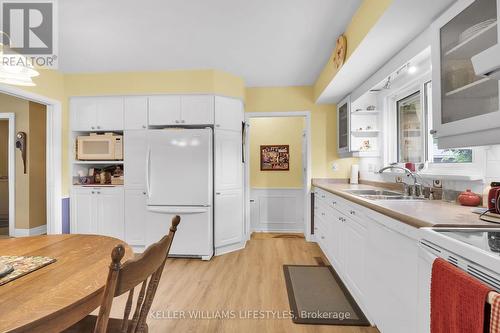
[260,145,289,171]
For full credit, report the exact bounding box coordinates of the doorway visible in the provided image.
[0,116,13,237]
[245,112,312,239]
[0,92,53,237]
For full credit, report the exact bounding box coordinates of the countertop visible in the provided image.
[312,179,499,229]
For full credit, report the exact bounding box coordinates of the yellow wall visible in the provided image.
[314,0,393,100]
[245,86,357,180]
[28,102,47,228]
[250,117,305,188]
[64,69,245,98]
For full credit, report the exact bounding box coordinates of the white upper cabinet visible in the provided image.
[337,95,351,155]
[181,95,215,125]
[432,0,500,147]
[148,95,182,126]
[214,96,244,131]
[124,96,148,129]
[148,95,215,126]
[71,97,124,131]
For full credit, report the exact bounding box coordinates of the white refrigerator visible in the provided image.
[146,128,213,259]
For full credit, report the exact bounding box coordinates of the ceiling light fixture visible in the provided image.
[0,32,39,86]
[408,65,418,74]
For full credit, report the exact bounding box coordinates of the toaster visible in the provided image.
[488,182,500,214]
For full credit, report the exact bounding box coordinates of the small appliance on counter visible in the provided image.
[74,165,124,186]
[76,133,123,161]
[487,182,500,213]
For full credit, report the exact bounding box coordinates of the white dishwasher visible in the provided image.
[417,228,500,333]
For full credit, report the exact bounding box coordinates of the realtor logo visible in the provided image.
[2,1,52,54]
[0,0,57,68]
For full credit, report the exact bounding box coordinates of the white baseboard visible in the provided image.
[215,240,247,256]
[15,225,47,237]
[251,227,304,233]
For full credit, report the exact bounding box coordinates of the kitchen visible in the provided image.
[0,0,499,332]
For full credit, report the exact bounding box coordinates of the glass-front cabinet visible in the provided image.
[337,96,350,155]
[432,0,500,148]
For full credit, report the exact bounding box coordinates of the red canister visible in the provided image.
[457,189,481,207]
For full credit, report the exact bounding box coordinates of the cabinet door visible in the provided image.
[343,218,366,298]
[366,221,418,333]
[124,130,148,189]
[96,188,124,239]
[70,188,97,234]
[337,96,350,154]
[215,130,242,191]
[71,98,97,131]
[214,96,243,131]
[330,212,344,269]
[124,96,148,129]
[96,97,124,130]
[124,189,147,246]
[215,189,243,247]
[148,96,181,126]
[432,0,500,140]
[181,95,214,125]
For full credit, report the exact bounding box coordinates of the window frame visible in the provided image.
[383,71,485,178]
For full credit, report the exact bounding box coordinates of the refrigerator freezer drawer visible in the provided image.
[146,206,213,257]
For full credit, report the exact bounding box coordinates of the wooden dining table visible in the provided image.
[0,234,133,333]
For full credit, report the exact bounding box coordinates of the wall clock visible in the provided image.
[333,34,347,70]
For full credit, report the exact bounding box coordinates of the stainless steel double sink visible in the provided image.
[344,189,427,201]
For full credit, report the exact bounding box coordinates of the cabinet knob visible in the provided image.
[91,126,95,130]
[216,192,221,195]
[91,191,95,194]
[430,129,437,135]
[142,125,146,129]
[175,120,180,124]
[181,120,185,123]
[97,191,101,194]
[215,124,220,128]
[143,191,147,195]
[97,126,101,129]
[321,212,325,216]
[332,201,336,205]
[321,195,325,198]
[350,210,355,215]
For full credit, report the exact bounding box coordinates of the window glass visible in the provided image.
[397,91,424,163]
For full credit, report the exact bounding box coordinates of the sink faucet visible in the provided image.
[377,163,423,197]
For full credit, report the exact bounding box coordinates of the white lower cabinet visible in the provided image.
[313,187,419,332]
[71,187,124,240]
[215,189,243,248]
[124,189,147,249]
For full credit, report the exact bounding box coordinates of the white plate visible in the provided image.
[0,263,13,278]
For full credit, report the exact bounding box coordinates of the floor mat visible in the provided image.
[283,265,370,326]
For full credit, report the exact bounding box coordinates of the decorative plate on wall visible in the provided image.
[333,34,347,70]
[260,145,289,171]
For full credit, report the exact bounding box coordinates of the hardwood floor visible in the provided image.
[110,233,380,333]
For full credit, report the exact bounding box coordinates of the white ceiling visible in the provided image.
[58,0,361,86]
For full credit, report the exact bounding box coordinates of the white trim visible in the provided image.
[244,111,312,241]
[251,187,304,190]
[0,84,63,235]
[14,224,47,237]
[214,241,247,256]
[0,113,15,237]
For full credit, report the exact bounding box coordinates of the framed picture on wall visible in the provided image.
[260,145,289,171]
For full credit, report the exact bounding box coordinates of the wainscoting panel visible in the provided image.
[250,188,304,233]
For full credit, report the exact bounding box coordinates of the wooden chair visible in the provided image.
[63,215,180,333]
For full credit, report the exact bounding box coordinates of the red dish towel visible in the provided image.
[431,258,491,333]
[491,293,500,333]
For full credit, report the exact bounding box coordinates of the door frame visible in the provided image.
[0,113,15,236]
[0,84,62,235]
[244,111,312,241]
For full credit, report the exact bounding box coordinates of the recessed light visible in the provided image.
[408,66,418,74]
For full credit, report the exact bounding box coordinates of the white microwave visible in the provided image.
[76,133,123,160]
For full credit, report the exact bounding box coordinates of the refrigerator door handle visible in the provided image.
[147,206,209,214]
[146,147,151,197]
